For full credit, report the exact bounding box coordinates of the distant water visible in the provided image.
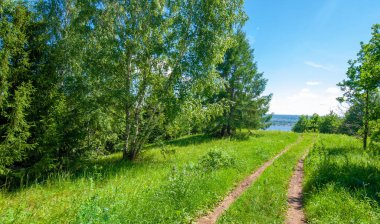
[266,114,300,131]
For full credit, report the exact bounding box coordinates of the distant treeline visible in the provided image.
[0,1,271,187]
[292,111,358,135]
[293,104,379,151]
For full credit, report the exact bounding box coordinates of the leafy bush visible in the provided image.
[293,112,342,134]
[319,111,342,134]
[198,149,236,172]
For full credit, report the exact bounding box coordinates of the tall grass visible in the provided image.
[303,134,380,223]
[0,131,297,223]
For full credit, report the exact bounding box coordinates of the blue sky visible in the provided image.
[244,0,380,115]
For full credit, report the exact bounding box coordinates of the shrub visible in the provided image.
[198,149,236,172]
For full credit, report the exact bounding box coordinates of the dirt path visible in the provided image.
[196,136,302,224]
[285,150,309,224]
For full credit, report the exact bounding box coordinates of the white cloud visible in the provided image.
[304,61,331,71]
[306,81,321,86]
[287,88,319,103]
[269,87,343,115]
[325,87,340,94]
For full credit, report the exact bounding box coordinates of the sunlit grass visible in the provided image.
[304,134,380,223]
[218,133,315,223]
[0,131,298,223]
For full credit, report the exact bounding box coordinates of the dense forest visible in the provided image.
[0,0,271,186]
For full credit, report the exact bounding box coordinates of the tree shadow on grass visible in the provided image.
[1,135,213,191]
[142,134,217,150]
[304,147,380,205]
[2,133,261,192]
[1,154,150,193]
[166,134,216,147]
[2,135,217,192]
[146,132,262,150]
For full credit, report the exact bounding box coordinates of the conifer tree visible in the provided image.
[0,1,35,174]
[208,30,271,136]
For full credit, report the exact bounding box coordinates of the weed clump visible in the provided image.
[198,149,236,172]
[76,194,111,223]
[159,142,176,159]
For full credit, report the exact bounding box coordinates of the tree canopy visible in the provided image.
[338,24,380,149]
[0,0,273,187]
[207,30,271,136]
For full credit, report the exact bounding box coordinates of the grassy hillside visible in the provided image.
[304,134,380,223]
[0,131,297,223]
[3,132,378,223]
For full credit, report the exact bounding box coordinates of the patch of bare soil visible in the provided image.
[196,136,302,224]
[285,152,308,224]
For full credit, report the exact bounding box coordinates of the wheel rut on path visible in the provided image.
[196,136,303,224]
[285,149,310,224]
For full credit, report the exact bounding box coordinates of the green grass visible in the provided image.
[303,134,380,223]
[0,131,298,223]
[218,133,315,223]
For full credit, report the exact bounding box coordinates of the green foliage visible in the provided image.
[0,0,247,185]
[369,119,380,151]
[309,113,320,132]
[0,1,35,175]
[208,30,271,136]
[338,24,380,149]
[319,111,342,134]
[77,0,246,160]
[293,112,342,134]
[165,99,225,138]
[292,113,320,133]
[338,102,364,136]
[0,83,34,175]
[369,93,380,151]
[292,115,310,133]
[198,149,236,172]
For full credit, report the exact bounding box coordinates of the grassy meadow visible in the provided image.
[2,1,380,224]
[304,134,380,223]
[0,131,298,223]
[2,131,380,223]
